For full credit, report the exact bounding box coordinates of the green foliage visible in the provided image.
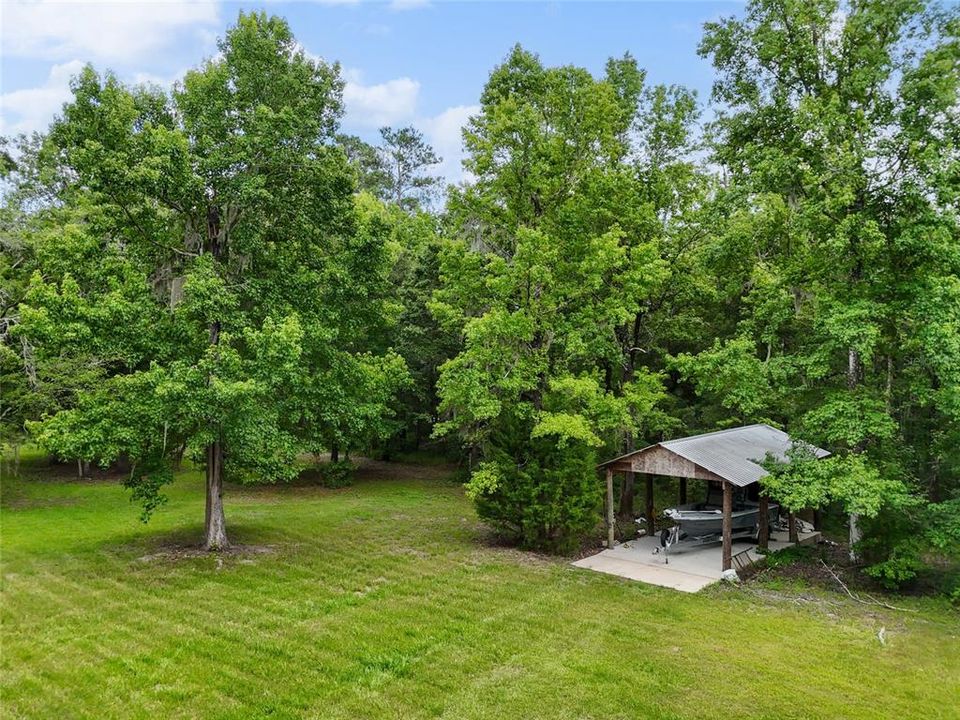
[696,0,960,588]
[378,126,443,211]
[672,337,779,424]
[366,199,459,457]
[762,543,817,569]
[857,498,960,589]
[435,47,698,550]
[763,445,913,519]
[3,1,957,589]
[466,438,600,552]
[316,459,356,489]
[10,13,406,531]
[337,126,442,211]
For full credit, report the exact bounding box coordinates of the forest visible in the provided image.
[2,0,959,598]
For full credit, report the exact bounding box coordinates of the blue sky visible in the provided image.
[1,1,740,180]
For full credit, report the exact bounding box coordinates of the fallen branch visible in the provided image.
[818,559,916,613]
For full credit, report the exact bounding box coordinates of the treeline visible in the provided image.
[1,1,958,592]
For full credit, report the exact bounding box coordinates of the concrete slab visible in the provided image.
[572,529,820,593]
[573,553,717,592]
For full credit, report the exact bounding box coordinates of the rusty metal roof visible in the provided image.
[601,424,830,487]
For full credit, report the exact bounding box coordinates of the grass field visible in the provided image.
[2,455,958,720]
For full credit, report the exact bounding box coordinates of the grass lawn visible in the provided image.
[2,455,958,720]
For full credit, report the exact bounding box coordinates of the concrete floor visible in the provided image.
[572,529,821,593]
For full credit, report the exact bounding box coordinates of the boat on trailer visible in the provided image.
[643,484,779,562]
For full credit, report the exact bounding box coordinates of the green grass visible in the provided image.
[2,455,958,720]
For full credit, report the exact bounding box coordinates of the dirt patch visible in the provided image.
[15,458,133,484]
[136,544,277,564]
[468,531,565,568]
[3,497,81,510]
[349,457,458,482]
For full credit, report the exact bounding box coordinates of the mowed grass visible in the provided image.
[2,456,958,720]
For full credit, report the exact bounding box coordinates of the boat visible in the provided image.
[645,484,780,559]
[663,499,779,540]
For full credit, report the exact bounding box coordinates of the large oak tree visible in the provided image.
[20,13,405,548]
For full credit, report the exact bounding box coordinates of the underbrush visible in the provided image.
[745,541,960,605]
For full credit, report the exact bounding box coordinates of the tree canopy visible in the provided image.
[10,13,406,547]
[1,2,957,590]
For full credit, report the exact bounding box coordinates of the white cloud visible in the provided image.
[1,0,219,63]
[0,60,85,135]
[389,0,430,10]
[421,104,479,185]
[343,71,420,128]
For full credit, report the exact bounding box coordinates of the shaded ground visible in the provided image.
[2,456,958,719]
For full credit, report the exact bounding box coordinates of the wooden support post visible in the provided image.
[605,469,615,548]
[678,477,687,505]
[645,474,655,536]
[788,511,799,543]
[758,493,769,550]
[722,481,733,571]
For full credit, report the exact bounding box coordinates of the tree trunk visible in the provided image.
[788,511,799,543]
[173,443,186,471]
[203,204,229,551]
[204,437,229,550]
[330,443,340,463]
[644,474,655,535]
[847,347,864,560]
[678,477,687,505]
[758,493,769,550]
[619,471,635,518]
[605,469,615,547]
[849,513,861,561]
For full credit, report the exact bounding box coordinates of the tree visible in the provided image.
[336,127,442,212]
[696,0,960,581]
[378,126,442,211]
[19,13,405,548]
[0,135,101,475]
[433,47,688,550]
[337,133,390,198]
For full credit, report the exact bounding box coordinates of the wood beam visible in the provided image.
[722,481,733,571]
[758,494,769,551]
[605,469,615,548]
[628,445,725,482]
[678,477,687,505]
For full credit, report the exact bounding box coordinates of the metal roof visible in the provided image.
[601,424,830,487]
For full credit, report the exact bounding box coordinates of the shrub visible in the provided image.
[466,439,600,553]
[858,499,960,592]
[763,544,816,568]
[317,460,355,489]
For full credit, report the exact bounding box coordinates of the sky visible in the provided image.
[0,0,741,181]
